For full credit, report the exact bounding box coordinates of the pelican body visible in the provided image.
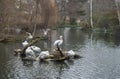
[22,40,28,47]
[39,51,50,59]
[43,29,50,36]
[66,50,76,59]
[30,46,41,56]
[54,36,63,46]
[25,47,36,58]
[26,32,33,40]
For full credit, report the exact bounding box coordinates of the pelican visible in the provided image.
[25,46,41,58]
[22,40,41,56]
[30,46,41,56]
[26,32,33,40]
[66,50,76,59]
[22,40,28,47]
[25,47,36,58]
[43,29,50,36]
[54,36,63,47]
[53,36,64,57]
[39,51,50,59]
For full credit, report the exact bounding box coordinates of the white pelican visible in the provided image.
[25,46,41,58]
[30,46,41,56]
[53,36,64,57]
[43,29,50,36]
[66,50,76,59]
[26,32,33,40]
[22,40,28,47]
[25,47,36,58]
[54,36,63,47]
[39,51,50,59]
[22,40,41,56]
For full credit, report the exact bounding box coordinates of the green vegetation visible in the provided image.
[96,11,119,29]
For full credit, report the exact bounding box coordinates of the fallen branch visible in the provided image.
[14,37,41,57]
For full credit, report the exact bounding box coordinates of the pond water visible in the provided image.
[0,27,120,79]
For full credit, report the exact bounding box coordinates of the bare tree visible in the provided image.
[89,0,93,28]
[115,0,120,25]
[56,0,87,25]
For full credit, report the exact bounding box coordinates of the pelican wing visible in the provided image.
[25,47,36,57]
[39,51,50,59]
[54,40,60,46]
[30,46,41,52]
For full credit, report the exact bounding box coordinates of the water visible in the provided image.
[1,27,120,79]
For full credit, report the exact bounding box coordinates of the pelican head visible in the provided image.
[59,35,63,39]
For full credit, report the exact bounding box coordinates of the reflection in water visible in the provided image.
[43,41,48,49]
[1,28,120,79]
[60,27,86,51]
[22,60,34,66]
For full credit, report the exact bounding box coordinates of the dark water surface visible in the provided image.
[0,27,120,79]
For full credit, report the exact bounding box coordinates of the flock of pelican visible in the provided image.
[22,30,77,61]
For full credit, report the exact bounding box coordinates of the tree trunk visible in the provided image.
[115,0,120,25]
[32,0,39,36]
[90,0,93,28]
